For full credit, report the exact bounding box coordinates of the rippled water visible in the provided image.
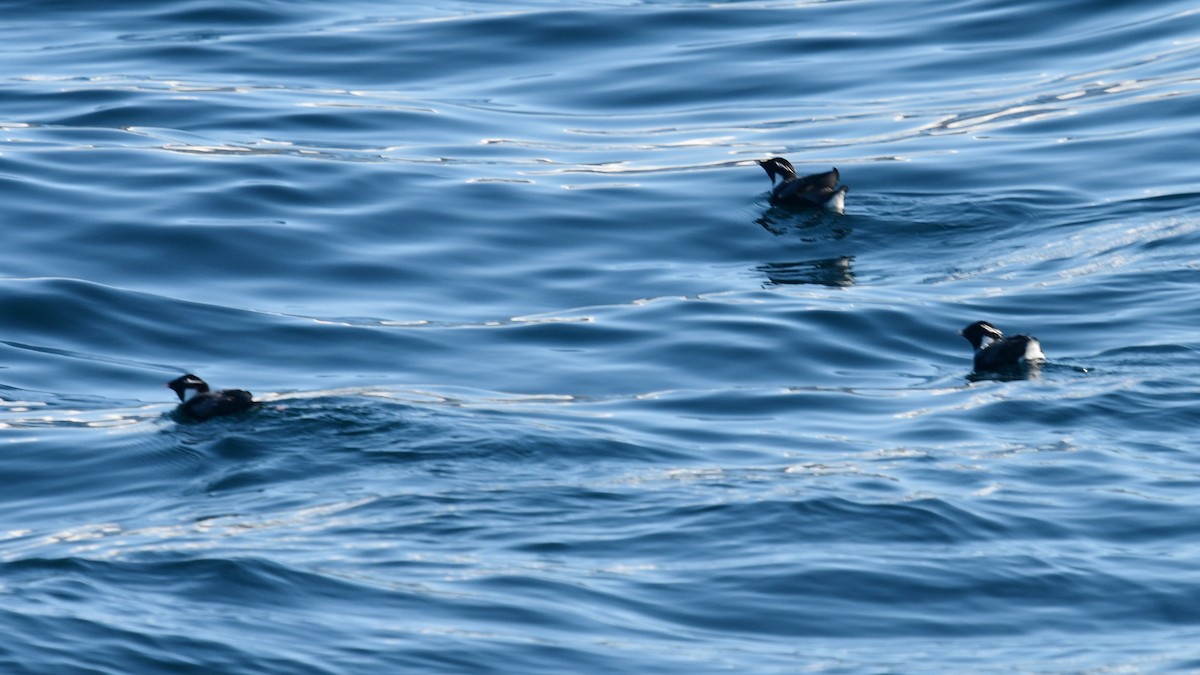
[3,1,1200,672]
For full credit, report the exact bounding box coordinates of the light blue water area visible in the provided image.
[2,0,1200,672]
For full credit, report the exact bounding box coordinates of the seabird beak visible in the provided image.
[757,159,778,185]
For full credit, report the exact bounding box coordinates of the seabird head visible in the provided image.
[167,373,210,402]
[757,157,798,185]
[960,321,1005,351]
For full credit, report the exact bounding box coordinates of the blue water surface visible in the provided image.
[3,0,1200,672]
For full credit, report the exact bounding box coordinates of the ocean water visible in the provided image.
[2,0,1200,671]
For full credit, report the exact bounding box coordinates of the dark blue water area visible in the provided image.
[2,0,1200,672]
